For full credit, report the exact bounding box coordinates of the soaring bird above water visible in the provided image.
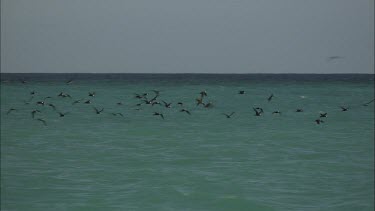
[222,112,235,118]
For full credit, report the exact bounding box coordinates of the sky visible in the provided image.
[1,0,374,73]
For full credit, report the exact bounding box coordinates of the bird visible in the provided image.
[57,92,71,98]
[162,101,172,108]
[180,109,191,115]
[200,90,208,98]
[30,91,36,95]
[153,112,164,119]
[253,107,263,116]
[66,79,73,84]
[20,79,27,84]
[84,100,91,104]
[7,108,17,115]
[58,112,69,117]
[93,107,104,114]
[177,102,184,106]
[31,110,41,119]
[272,111,281,115]
[267,94,274,102]
[362,99,374,106]
[36,101,45,106]
[151,101,161,106]
[116,102,123,105]
[296,109,304,112]
[151,90,160,96]
[112,113,124,117]
[88,92,95,97]
[196,97,204,106]
[24,96,34,105]
[222,112,235,118]
[326,56,344,62]
[238,90,245,94]
[48,103,57,110]
[319,112,327,118]
[72,99,84,105]
[340,106,349,111]
[315,119,324,124]
[36,118,47,126]
[204,102,214,108]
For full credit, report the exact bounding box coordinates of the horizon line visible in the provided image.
[1,72,374,75]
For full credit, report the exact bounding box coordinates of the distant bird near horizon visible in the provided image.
[296,109,303,112]
[267,94,274,102]
[222,112,235,118]
[58,112,69,117]
[162,101,172,108]
[238,90,245,94]
[66,79,73,84]
[93,107,104,114]
[31,110,41,119]
[7,108,17,115]
[180,109,191,115]
[320,112,328,118]
[153,112,164,119]
[326,56,344,62]
[363,99,374,106]
[112,113,124,117]
[72,99,84,105]
[200,90,207,98]
[253,107,263,116]
[48,103,56,110]
[340,106,349,111]
[315,119,324,124]
[36,118,47,126]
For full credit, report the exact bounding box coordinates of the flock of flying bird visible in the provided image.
[4,79,375,126]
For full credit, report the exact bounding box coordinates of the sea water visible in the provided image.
[1,74,374,210]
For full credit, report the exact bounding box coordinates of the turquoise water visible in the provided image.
[1,74,374,210]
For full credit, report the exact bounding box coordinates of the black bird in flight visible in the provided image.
[162,101,172,108]
[153,112,164,119]
[238,90,245,94]
[272,111,281,115]
[31,110,41,119]
[72,99,84,105]
[93,107,104,114]
[112,113,124,117]
[58,112,69,117]
[326,56,344,62]
[253,107,263,116]
[222,112,235,118]
[267,94,274,102]
[180,109,191,115]
[88,92,95,97]
[48,103,56,110]
[315,119,324,124]
[66,79,73,84]
[319,112,327,118]
[200,90,208,98]
[36,118,47,126]
[362,99,374,106]
[340,106,349,111]
[7,108,17,115]
[296,109,304,112]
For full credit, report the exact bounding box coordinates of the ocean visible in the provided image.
[1,73,374,211]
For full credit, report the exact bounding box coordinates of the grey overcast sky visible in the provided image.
[1,0,374,73]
